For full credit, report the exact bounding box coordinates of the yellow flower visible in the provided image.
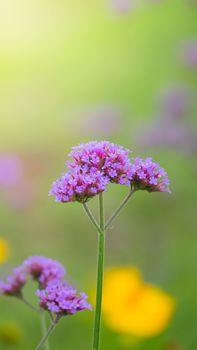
[0,238,9,264]
[102,266,175,337]
[0,322,23,344]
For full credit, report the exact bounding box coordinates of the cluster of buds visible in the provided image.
[0,256,91,317]
[36,281,91,315]
[50,141,170,203]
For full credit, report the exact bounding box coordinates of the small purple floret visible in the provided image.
[36,281,92,316]
[130,157,170,193]
[22,256,65,288]
[49,168,109,203]
[0,267,26,297]
[68,141,132,185]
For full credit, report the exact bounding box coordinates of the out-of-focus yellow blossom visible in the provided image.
[0,238,9,263]
[102,266,175,337]
[0,322,23,344]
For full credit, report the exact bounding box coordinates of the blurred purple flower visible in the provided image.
[0,267,26,297]
[109,0,136,13]
[158,85,191,118]
[0,154,23,188]
[180,40,197,67]
[23,256,65,289]
[0,153,34,210]
[0,256,66,298]
[135,84,197,154]
[136,120,197,154]
[36,281,92,315]
[130,157,170,193]
[79,106,122,137]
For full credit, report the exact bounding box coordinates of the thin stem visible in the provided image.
[35,316,60,350]
[49,312,54,323]
[92,193,105,350]
[99,193,105,231]
[40,312,50,350]
[83,202,103,235]
[20,296,40,313]
[105,188,136,230]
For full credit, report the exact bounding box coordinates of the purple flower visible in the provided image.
[0,154,23,188]
[36,281,92,316]
[158,85,191,118]
[22,256,65,288]
[78,105,122,137]
[181,40,197,67]
[49,168,109,203]
[0,267,26,297]
[49,142,171,201]
[0,256,66,298]
[68,141,132,185]
[109,0,136,14]
[130,157,170,193]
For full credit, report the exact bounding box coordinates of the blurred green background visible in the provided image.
[0,0,196,349]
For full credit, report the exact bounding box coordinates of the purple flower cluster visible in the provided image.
[0,256,65,296]
[0,256,91,317]
[36,281,92,316]
[22,256,65,288]
[0,267,26,297]
[49,141,170,202]
[130,157,170,193]
[50,168,109,203]
[68,141,132,185]
[50,141,133,203]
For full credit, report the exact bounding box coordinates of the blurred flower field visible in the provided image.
[0,0,197,349]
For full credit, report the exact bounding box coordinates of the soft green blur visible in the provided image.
[0,0,196,349]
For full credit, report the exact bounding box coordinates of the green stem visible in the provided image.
[92,193,105,350]
[83,203,103,235]
[35,316,60,350]
[40,312,50,350]
[105,188,135,230]
[20,296,40,313]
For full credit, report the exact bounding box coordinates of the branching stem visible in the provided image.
[105,188,135,230]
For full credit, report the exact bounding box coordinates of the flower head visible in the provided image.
[68,141,132,185]
[49,168,109,203]
[102,266,175,337]
[36,281,92,316]
[22,256,65,288]
[49,142,171,203]
[130,157,170,193]
[0,267,26,297]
